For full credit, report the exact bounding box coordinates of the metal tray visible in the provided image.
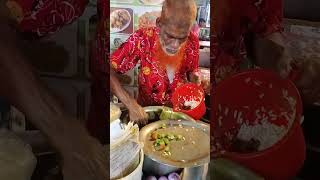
[140,119,210,169]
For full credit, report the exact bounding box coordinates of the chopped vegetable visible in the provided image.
[160,110,172,120]
[159,176,168,180]
[162,151,171,156]
[155,139,161,144]
[164,146,170,152]
[150,128,185,157]
[146,176,157,180]
[156,133,164,139]
[155,143,166,151]
[161,123,167,129]
[168,173,181,180]
[159,140,165,146]
[176,135,183,141]
[168,134,175,140]
[151,132,158,140]
[163,138,170,145]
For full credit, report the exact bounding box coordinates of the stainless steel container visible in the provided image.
[140,119,210,177]
[182,163,209,180]
[142,155,181,176]
[142,106,197,176]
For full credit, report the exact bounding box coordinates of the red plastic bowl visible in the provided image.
[172,83,206,120]
[211,69,306,180]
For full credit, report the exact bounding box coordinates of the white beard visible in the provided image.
[159,38,180,56]
[166,65,175,84]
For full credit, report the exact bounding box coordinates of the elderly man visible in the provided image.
[111,0,201,107]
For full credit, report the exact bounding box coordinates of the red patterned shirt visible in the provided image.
[213,0,283,84]
[111,27,199,106]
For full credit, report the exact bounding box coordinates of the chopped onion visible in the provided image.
[159,176,168,180]
[145,176,157,180]
[168,173,181,180]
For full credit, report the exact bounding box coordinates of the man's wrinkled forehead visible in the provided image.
[160,0,196,31]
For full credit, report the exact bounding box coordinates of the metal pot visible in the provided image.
[143,157,209,179]
[140,119,210,176]
[143,155,181,176]
[181,164,209,180]
[141,106,198,176]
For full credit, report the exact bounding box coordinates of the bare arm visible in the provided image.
[109,29,149,124]
[110,68,148,124]
[0,20,107,180]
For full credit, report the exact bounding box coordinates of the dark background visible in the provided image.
[284,0,320,21]
[284,1,320,179]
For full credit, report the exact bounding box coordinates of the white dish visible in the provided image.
[110,9,132,33]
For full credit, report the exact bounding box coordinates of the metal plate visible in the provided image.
[140,120,210,168]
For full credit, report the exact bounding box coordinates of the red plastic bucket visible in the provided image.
[211,69,305,179]
[172,83,206,120]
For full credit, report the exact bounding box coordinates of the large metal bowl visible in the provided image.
[143,106,196,122]
[117,105,196,125]
[140,119,210,176]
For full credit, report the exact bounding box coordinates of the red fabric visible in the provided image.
[86,0,108,143]
[86,0,109,143]
[213,0,284,84]
[191,23,200,37]
[110,27,199,106]
[11,0,88,36]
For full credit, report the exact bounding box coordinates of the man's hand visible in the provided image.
[110,68,148,125]
[128,100,148,125]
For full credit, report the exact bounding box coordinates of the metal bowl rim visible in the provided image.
[140,119,210,168]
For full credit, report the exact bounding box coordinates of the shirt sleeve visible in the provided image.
[7,0,88,37]
[244,0,283,37]
[186,32,200,73]
[110,29,146,74]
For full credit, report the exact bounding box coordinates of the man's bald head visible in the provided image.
[160,0,197,33]
[157,0,197,55]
